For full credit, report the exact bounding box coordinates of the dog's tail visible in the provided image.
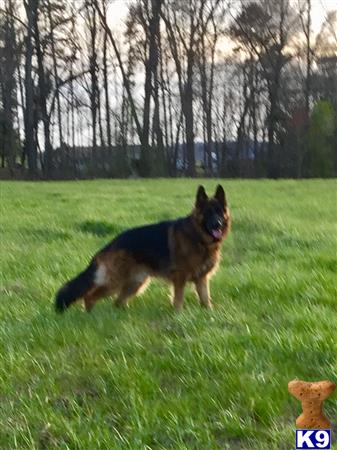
[55,261,97,313]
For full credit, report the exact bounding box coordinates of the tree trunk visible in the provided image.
[47,0,63,148]
[33,2,54,177]
[88,5,98,164]
[17,61,26,165]
[24,0,38,175]
[151,0,165,175]
[183,48,195,177]
[267,80,280,178]
[97,82,105,150]
[198,17,217,177]
[1,0,17,172]
[94,0,143,152]
[140,0,161,175]
[103,25,112,152]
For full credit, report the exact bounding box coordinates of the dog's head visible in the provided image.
[193,185,230,242]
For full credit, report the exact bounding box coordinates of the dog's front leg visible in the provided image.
[172,279,186,312]
[195,276,213,309]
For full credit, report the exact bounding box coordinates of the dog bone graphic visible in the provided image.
[288,379,336,429]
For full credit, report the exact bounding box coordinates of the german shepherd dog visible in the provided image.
[55,185,230,313]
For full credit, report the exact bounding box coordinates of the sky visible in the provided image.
[107,0,337,36]
[310,0,337,34]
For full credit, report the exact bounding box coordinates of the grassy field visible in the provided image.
[0,179,336,449]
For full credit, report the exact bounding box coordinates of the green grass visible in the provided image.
[0,179,336,449]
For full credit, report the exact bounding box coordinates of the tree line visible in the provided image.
[0,0,336,179]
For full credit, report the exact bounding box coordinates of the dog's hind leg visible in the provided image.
[115,272,149,308]
[84,286,110,312]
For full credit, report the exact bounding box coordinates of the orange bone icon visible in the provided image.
[288,380,336,429]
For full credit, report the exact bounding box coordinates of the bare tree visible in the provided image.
[0,0,18,171]
[231,0,298,177]
[0,0,335,179]
[23,0,38,175]
[33,0,54,176]
[46,0,64,148]
[84,1,99,161]
[101,0,112,153]
[198,8,219,175]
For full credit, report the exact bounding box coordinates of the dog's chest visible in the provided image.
[171,226,220,280]
[191,250,219,279]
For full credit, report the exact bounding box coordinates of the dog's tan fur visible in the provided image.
[55,185,230,313]
[85,199,229,311]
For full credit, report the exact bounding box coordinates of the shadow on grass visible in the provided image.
[77,220,124,237]
[48,192,67,199]
[18,227,70,242]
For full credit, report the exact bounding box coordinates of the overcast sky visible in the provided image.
[107,0,337,36]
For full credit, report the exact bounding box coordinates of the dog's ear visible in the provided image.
[214,184,226,208]
[195,185,208,209]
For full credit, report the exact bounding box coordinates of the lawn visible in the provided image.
[0,179,336,449]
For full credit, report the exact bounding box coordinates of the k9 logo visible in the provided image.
[296,429,331,449]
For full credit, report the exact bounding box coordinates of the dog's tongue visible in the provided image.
[211,229,222,240]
